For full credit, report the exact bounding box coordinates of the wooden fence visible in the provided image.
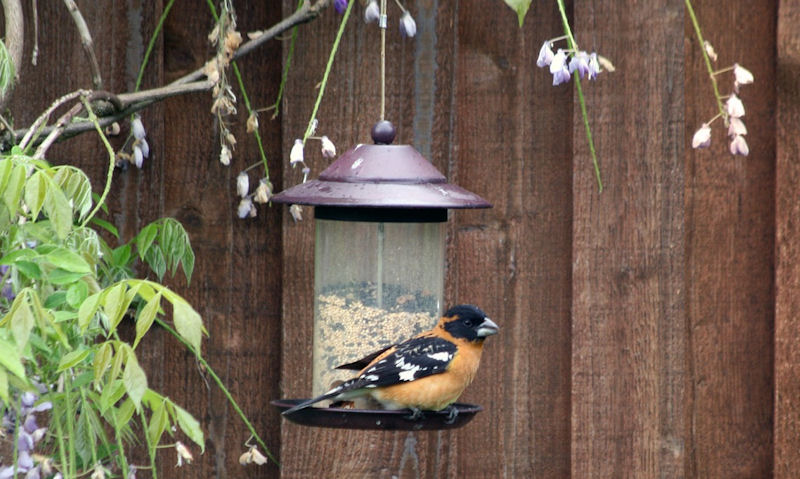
[8,0,800,477]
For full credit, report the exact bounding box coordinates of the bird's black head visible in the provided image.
[441,305,499,342]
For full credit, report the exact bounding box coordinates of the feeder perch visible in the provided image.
[271,121,491,430]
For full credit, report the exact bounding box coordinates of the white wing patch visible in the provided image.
[427,351,452,362]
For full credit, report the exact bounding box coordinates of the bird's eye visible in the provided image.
[463,319,473,327]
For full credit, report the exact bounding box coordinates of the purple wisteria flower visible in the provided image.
[334,0,348,14]
[536,41,554,67]
[550,50,571,86]
[364,0,380,23]
[399,11,416,38]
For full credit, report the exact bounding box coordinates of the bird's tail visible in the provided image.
[282,385,344,416]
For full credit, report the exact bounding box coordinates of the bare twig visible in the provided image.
[171,0,330,86]
[13,81,214,146]
[31,0,39,65]
[63,0,102,89]
[7,0,330,150]
[34,101,84,159]
[0,0,24,109]
[19,89,88,150]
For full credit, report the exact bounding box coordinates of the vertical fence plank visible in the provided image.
[444,1,573,477]
[684,1,776,476]
[775,2,800,477]
[570,1,687,477]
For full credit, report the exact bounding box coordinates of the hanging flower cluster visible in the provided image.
[0,391,56,478]
[360,0,417,38]
[281,121,338,222]
[691,54,754,156]
[111,115,151,169]
[206,4,242,165]
[536,36,611,86]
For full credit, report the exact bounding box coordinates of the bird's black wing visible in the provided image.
[334,345,394,371]
[340,335,457,391]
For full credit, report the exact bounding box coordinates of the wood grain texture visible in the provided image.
[775,2,800,476]
[570,1,687,477]
[684,1,776,477]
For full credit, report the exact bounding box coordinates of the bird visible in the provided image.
[282,304,498,422]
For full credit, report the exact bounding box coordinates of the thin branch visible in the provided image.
[7,0,331,150]
[171,0,330,86]
[12,81,214,146]
[63,0,103,89]
[0,0,24,109]
[31,0,39,65]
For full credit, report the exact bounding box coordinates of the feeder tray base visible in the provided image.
[273,399,482,430]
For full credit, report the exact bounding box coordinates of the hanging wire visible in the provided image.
[379,0,387,120]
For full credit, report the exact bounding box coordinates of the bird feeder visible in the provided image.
[271,121,491,429]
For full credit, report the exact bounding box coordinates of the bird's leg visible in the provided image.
[444,404,459,424]
[404,407,423,420]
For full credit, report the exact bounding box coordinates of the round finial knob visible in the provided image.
[371,121,396,145]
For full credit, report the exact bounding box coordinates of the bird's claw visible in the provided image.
[404,408,423,421]
[444,405,459,424]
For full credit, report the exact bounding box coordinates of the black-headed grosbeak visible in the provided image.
[283,304,498,421]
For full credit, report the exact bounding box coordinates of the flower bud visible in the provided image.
[536,41,554,68]
[176,441,194,466]
[250,447,268,465]
[290,139,304,166]
[726,94,745,118]
[691,123,712,149]
[703,41,718,62]
[220,145,232,165]
[729,134,749,156]
[133,146,144,169]
[289,204,303,222]
[131,116,146,140]
[399,11,417,38]
[236,172,250,197]
[246,112,259,133]
[728,117,747,137]
[237,198,254,219]
[334,0,348,14]
[320,136,336,159]
[138,138,150,158]
[254,179,272,204]
[364,1,380,23]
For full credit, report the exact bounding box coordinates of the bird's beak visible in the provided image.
[476,317,499,337]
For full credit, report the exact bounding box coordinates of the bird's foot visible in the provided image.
[404,407,423,421]
[444,404,459,424]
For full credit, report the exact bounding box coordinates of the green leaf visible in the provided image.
[116,398,136,427]
[44,185,73,239]
[147,399,169,447]
[136,223,158,260]
[0,337,26,379]
[66,281,89,308]
[75,408,95,466]
[15,260,42,280]
[174,403,205,451]
[43,291,67,309]
[99,379,126,413]
[53,166,93,221]
[89,217,119,238]
[8,293,34,352]
[93,342,113,384]
[23,170,47,219]
[57,348,91,372]
[143,243,166,280]
[122,354,147,409]
[0,248,37,265]
[503,0,532,26]
[44,247,92,273]
[172,299,203,353]
[133,292,161,349]
[102,283,129,334]
[181,247,195,284]
[2,164,25,213]
[47,268,86,285]
[111,245,131,268]
[0,367,8,403]
[78,292,102,331]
